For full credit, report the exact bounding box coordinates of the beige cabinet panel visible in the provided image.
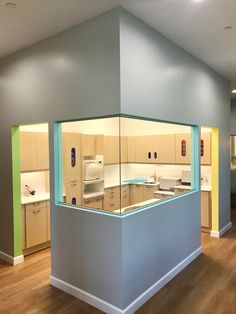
[36,132,49,170]
[26,206,47,248]
[82,197,103,210]
[143,185,157,201]
[104,136,119,164]
[130,184,144,205]
[20,132,37,171]
[127,137,136,162]
[63,133,82,205]
[135,136,147,163]
[22,206,26,250]
[145,135,157,163]
[121,136,128,163]
[157,134,176,164]
[175,133,191,164]
[201,191,211,228]
[81,134,96,156]
[201,132,211,165]
[96,134,104,155]
[104,186,120,211]
[121,184,129,208]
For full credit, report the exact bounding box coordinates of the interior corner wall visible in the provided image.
[119,9,231,308]
[231,99,236,135]
[0,6,121,265]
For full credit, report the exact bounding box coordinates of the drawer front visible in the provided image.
[143,186,157,200]
[121,184,129,194]
[46,200,50,207]
[26,200,47,211]
[83,197,103,210]
[26,207,47,248]
[121,194,129,208]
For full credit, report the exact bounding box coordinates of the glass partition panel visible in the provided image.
[58,116,196,214]
[231,135,236,170]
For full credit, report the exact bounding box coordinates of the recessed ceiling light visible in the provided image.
[232,89,236,93]
[224,26,232,31]
[5,2,16,8]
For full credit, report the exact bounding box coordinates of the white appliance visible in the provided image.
[181,169,191,185]
[83,155,104,181]
[159,176,181,191]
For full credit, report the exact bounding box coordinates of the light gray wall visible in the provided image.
[231,99,236,135]
[119,9,230,307]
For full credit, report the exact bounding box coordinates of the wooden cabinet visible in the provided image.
[121,136,128,163]
[121,184,130,208]
[25,201,47,248]
[81,134,96,156]
[20,132,49,171]
[135,136,147,163]
[143,185,157,201]
[175,133,191,164]
[201,132,211,165]
[201,191,211,228]
[63,133,82,205]
[130,184,144,205]
[104,136,119,164]
[127,137,136,162]
[104,186,120,211]
[82,197,103,210]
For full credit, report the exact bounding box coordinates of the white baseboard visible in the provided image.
[0,251,24,265]
[211,222,232,238]
[50,246,202,314]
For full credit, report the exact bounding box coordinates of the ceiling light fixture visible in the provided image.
[232,90,236,93]
[224,26,232,31]
[5,2,16,8]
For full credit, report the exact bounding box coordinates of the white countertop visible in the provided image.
[174,185,211,192]
[21,192,50,205]
[154,191,175,196]
[105,181,159,189]
[114,198,160,213]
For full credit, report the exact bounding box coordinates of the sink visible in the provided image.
[144,181,156,185]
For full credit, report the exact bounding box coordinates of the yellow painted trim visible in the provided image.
[211,128,219,232]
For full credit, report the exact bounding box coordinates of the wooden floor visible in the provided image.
[1,209,236,314]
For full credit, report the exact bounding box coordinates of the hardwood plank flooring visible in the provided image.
[1,209,236,314]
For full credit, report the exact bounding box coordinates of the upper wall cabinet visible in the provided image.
[20,132,49,172]
[104,136,119,164]
[81,134,96,156]
[175,133,191,165]
[201,132,211,165]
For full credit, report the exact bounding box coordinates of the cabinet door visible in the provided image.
[22,206,26,250]
[81,134,96,156]
[130,185,144,205]
[36,132,49,170]
[135,136,146,163]
[20,132,37,171]
[201,132,211,165]
[175,134,191,164]
[201,191,211,228]
[143,186,157,201]
[83,197,103,210]
[104,136,119,164]
[121,136,128,163]
[26,206,47,248]
[157,135,176,164]
[63,133,82,205]
[121,184,129,208]
[127,137,136,162]
[104,186,120,210]
[96,134,104,155]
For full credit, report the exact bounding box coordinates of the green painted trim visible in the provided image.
[12,126,22,257]
[54,122,63,203]
[191,126,200,190]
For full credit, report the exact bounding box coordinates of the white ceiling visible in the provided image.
[1,0,236,96]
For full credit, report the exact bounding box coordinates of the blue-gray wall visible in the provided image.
[119,9,230,307]
[0,7,231,311]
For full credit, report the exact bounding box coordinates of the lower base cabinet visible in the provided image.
[22,200,50,252]
[201,191,211,228]
[82,197,103,210]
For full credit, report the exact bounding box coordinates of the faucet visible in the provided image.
[150,172,157,182]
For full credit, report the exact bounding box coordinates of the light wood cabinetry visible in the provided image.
[121,184,129,208]
[25,201,47,248]
[104,136,119,164]
[175,133,191,164]
[82,197,103,210]
[20,132,49,171]
[104,186,120,211]
[135,136,147,163]
[156,135,176,164]
[81,134,96,156]
[201,132,211,165]
[130,184,144,205]
[121,136,128,163]
[63,133,82,205]
[127,137,136,162]
[201,191,211,228]
[143,185,157,201]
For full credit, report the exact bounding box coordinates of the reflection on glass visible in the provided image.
[231,135,236,170]
[60,116,195,214]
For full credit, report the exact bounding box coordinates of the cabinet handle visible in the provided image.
[154,152,157,159]
[148,152,151,159]
[33,209,41,214]
[32,202,40,207]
